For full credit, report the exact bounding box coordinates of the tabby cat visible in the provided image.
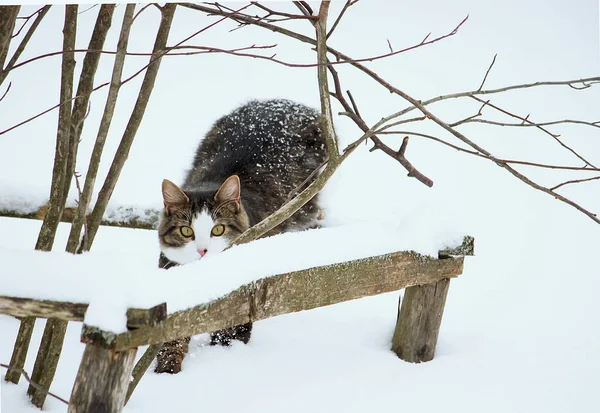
[155,99,328,373]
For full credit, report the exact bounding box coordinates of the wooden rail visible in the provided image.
[2,236,474,412]
[0,205,159,230]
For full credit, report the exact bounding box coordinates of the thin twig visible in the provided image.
[285,159,328,203]
[1,363,70,405]
[6,43,276,74]
[326,0,358,39]
[78,4,99,15]
[0,6,258,137]
[449,99,489,127]
[375,130,600,172]
[346,90,362,119]
[0,81,10,103]
[180,1,600,224]
[330,65,433,186]
[132,3,154,22]
[471,96,597,168]
[251,2,318,21]
[455,118,600,130]
[478,53,497,91]
[73,171,89,250]
[11,6,45,38]
[0,5,51,86]
[398,136,409,157]
[550,176,600,191]
[84,3,180,250]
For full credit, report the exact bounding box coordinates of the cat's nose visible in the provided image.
[198,248,207,257]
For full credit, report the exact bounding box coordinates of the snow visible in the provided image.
[2,0,600,412]
[0,214,466,332]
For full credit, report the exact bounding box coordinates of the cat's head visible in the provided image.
[158,175,250,265]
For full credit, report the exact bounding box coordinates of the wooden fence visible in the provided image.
[1,236,473,412]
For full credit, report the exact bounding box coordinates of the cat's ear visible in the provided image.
[162,179,189,214]
[215,175,241,206]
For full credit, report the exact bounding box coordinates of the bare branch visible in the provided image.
[398,136,409,157]
[73,171,89,251]
[0,81,10,103]
[251,2,318,21]
[0,5,51,86]
[62,4,116,250]
[326,0,358,40]
[478,53,497,91]
[448,99,488,127]
[84,4,178,250]
[35,4,77,252]
[455,118,600,130]
[132,3,154,22]
[551,176,600,191]
[316,2,339,161]
[471,96,597,168]
[292,1,313,17]
[330,66,433,186]
[78,4,99,15]
[0,5,257,138]
[11,6,44,38]
[346,90,362,119]
[1,363,70,405]
[375,130,600,172]
[68,4,136,254]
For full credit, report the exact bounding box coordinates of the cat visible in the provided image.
[155,99,328,374]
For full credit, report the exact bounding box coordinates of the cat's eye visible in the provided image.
[180,226,194,237]
[211,224,225,237]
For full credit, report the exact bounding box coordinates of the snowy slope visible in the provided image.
[2,0,600,412]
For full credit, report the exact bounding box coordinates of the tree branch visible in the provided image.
[83,4,177,251]
[66,4,135,254]
[1,363,69,405]
[550,176,600,191]
[62,4,116,253]
[0,5,51,86]
[35,4,77,252]
[471,95,597,168]
[326,0,358,39]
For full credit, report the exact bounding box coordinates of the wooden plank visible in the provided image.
[3,316,35,384]
[108,250,465,351]
[67,344,137,413]
[391,278,451,362]
[0,205,159,230]
[0,297,167,329]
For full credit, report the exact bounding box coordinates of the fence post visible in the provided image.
[391,278,451,362]
[391,236,474,362]
[67,328,137,413]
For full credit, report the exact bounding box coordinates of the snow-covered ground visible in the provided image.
[1,0,600,412]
